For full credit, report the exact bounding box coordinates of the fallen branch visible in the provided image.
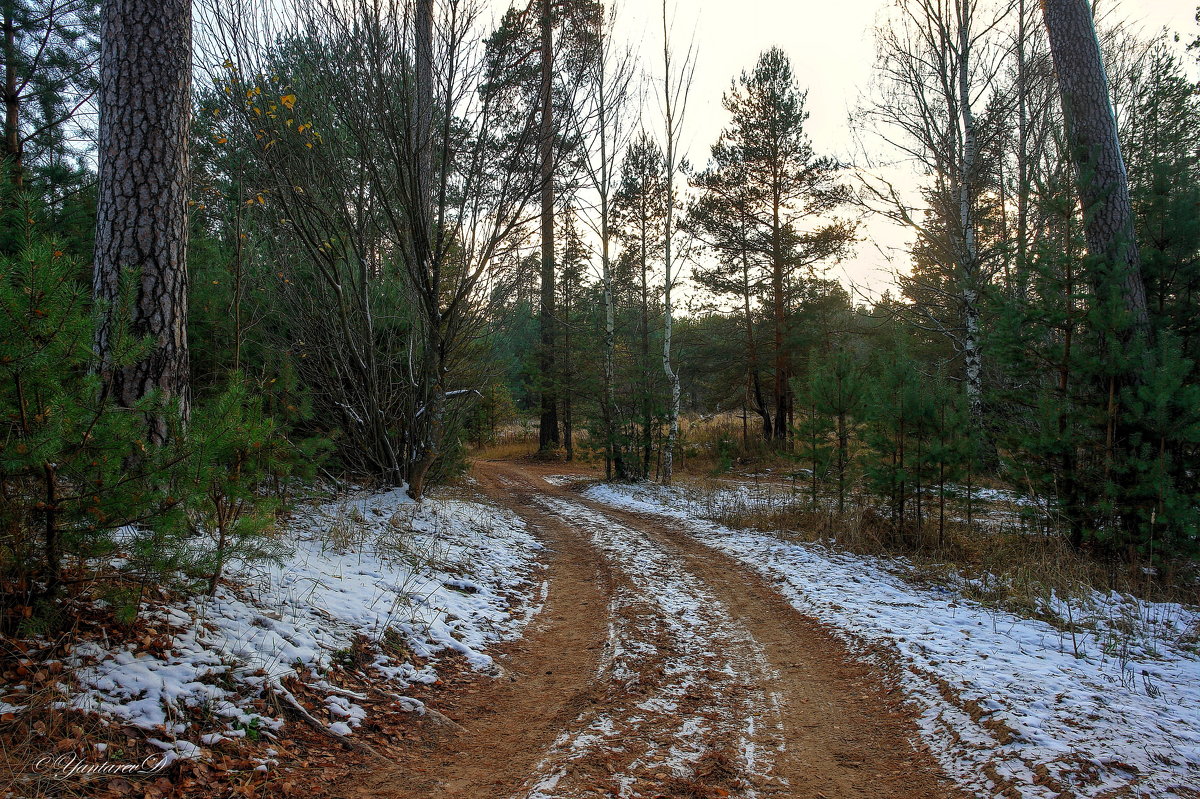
[267,683,387,760]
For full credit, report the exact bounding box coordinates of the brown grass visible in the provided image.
[663,471,1199,659]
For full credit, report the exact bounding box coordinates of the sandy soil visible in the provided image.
[340,459,967,799]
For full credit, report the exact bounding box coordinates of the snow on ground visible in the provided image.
[669,474,1048,534]
[583,479,1200,799]
[29,487,544,765]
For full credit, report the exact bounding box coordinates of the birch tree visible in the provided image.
[201,0,549,495]
[860,0,1012,431]
[576,2,634,478]
[657,0,694,485]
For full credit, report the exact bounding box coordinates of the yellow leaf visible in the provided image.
[280,94,296,110]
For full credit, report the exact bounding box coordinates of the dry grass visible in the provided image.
[667,473,1199,661]
[675,412,793,476]
[471,424,612,467]
[669,410,1199,604]
[470,421,539,461]
[472,438,538,460]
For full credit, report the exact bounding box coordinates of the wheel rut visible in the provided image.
[342,460,967,799]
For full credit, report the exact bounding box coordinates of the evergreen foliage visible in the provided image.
[4,0,1200,623]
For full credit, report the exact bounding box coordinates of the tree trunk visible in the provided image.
[404,0,441,500]
[600,205,623,477]
[1015,0,1031,301]
[42,464,59,594]
[3,7,22,191]
[537,0,559,452]
[1039,0,1150,338]
[1041,0,1151,542]
[771,241,787,440]
[93,0,193,441]
[414,0,434,219]
[956,2,983,428]
[659,0,682,486]
[562,274,574,461]
[743,252,772,439]
[597,59,624,479]
[640,234,652,479]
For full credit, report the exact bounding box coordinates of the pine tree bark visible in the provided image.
[770,202,788,441]
[3,7,23,191]
[93,0,192,442]
[639,232,652,479]
[600,140,624,478]
[562,267,574,461]
[537,0,559,452]
[1039,0,1150,337]
[742,252,772,439]
[594,24,624,480]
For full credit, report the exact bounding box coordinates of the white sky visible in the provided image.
[565,0,1199,298]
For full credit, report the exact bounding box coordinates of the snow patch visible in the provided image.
[31,487,544,764]
[585,481,1200,798]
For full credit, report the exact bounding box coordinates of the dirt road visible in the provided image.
[343,460,966,799]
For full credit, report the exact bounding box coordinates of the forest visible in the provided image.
[2,0,1200,796]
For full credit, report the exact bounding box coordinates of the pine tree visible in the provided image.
[794,370,834,509]
[690,47,854,441]
[1126,43,1200,359]
[861,347,940,545]
[2,0,98,198]
[806,347,866,514]
[558,208,591,461]
[1,233,177,593]
[614,133,667,478]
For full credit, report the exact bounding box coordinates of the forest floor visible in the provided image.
[341,459,965,799]
[6,458,1197,798]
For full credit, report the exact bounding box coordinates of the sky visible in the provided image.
[522,0,1199,298]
